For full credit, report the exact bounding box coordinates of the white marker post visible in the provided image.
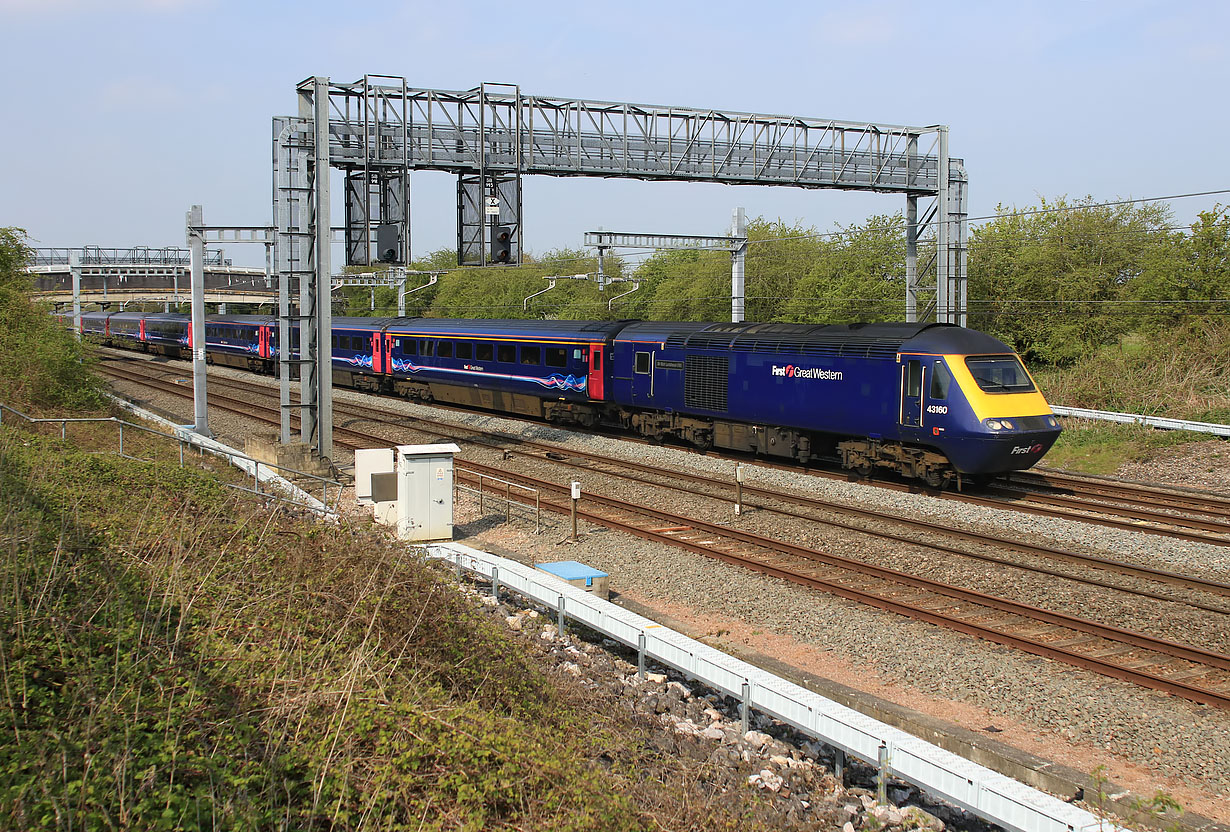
[570,481,581,542]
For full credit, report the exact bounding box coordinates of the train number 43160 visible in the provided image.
[925,404,948,414]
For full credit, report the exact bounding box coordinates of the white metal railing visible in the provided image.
[1052,405,1230,438]
[454,466,542,534]
[425,542,1128,832]
[0,401,342,517]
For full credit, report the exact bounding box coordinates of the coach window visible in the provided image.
[497,344,516,363]
[401,338,417,356]
[456,342,473,360]
[423,340,434,357]
[930,361,952,399]
[520,345,541,365]
[332,334,339,348]
[438,341,454,358]
[476,343,493,361]
[545,346,567,367]
[634,351,651,374]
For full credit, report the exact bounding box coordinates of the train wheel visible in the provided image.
[924,469,945,489]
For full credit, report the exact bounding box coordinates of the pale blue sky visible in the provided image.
[2,0,1227,267]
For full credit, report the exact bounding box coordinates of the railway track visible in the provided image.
[96,357,1230,709]
[98,358,1230,612]
[95,342,1230,541]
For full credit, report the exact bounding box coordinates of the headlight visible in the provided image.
[1046,416,1059,428]
[1000,419,1015,430]
[985,419,1003,430]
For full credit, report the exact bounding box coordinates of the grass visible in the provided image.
[1031,320,1230,474]
[1041,420,1212,476]
[0,420,812,831]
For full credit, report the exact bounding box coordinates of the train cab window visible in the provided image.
[545,347,567,367]
[476,343,494,361]
[520,345,540,365]
[634,352,651,374]
[437,341,454,358]
[964,355,1035,393]
[456,342,473,360]
[497,344,516,363]
[930,361,952,400]
[422,340,434,357]
[905,360,922,398]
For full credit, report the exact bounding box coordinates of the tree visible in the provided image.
[0,228,105,411]
[967,197,1181,364]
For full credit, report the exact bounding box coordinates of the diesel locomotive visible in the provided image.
[75,311,1062,486]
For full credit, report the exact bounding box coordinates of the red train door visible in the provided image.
[372,332,383,373]
[258,326,269,358]
[139,319,146,341]
[587,343,605,400]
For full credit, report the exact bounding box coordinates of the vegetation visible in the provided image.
[0,228,105,412]
[1,225,801,829]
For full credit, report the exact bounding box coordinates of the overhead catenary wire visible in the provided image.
[385,188,1230,280]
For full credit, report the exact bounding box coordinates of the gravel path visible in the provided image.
[100,351,1230,821]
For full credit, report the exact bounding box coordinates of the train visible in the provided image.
[71,310,1062,486]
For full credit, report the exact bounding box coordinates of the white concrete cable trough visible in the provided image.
[426,541,1130,832]
[1052,405,1230,438]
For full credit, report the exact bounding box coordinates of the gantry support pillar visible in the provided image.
[186,204,211,437]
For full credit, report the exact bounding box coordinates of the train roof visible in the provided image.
[616,321,1013,359]
[206,314,275,325]
[375,317,628,341]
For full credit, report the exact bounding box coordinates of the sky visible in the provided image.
[2,0,1228,269]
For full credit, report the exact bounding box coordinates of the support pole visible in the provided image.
[69,251,81,339]
[905,194,919,323]
[936,127,951,324]
[834,748,846,785]
[637,633,646,679]
[186,205,211,437]
[734,463,745,516]
[740,681,751,734]
[730,207,747,323]
[877,741,890,804]
[313,76,334,461]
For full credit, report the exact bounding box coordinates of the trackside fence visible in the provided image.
[1052,405,1230,438]
[426,541,1128,832]
[0,401,341,518]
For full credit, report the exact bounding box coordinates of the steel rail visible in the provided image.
[99,358,1230,606]
[98,361,1230,708]
[95,346,1230,545]
[1013,469,1230,517]
[455,467,1230,710]
[982,482,1230,535]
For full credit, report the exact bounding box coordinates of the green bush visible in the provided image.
[0,228,105,412]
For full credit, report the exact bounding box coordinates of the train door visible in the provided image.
[899,357,924,428]
[631,346,656,405]
[372,333,384,374]
[138,319,146,342]
[587,343,605,400]
[258,326,269,358]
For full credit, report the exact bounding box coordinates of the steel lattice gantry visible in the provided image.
[274,77,969,458]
